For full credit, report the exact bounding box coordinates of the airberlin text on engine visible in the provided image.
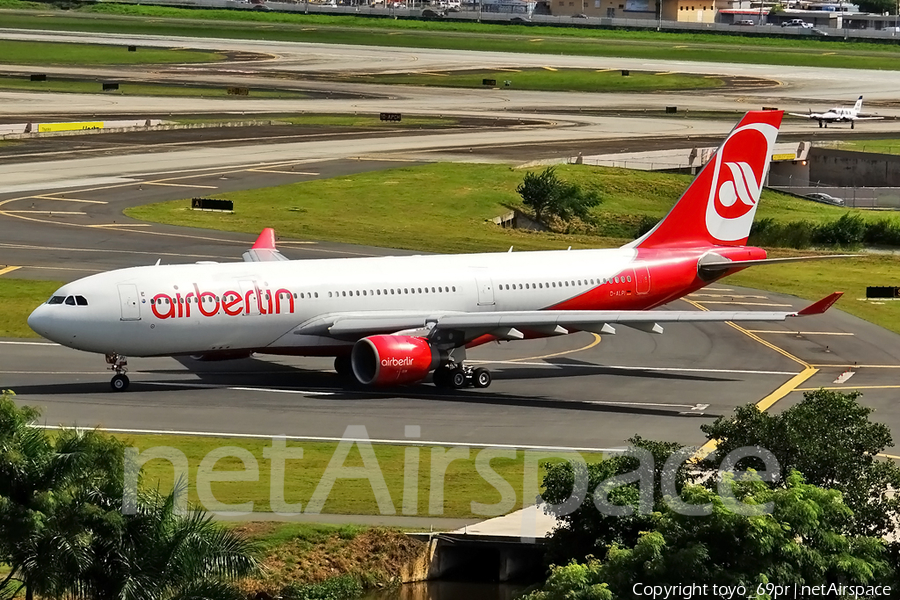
[150,283,295,320]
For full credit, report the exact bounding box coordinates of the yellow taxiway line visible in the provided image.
[746,330,855,336]
[0,266,22,276]
[685,298,816,459]
[508,333,602,363]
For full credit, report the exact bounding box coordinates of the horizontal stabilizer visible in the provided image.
[700,254,858,270]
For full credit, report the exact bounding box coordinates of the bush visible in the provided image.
[812,213,866,247]
[282,575,364,600]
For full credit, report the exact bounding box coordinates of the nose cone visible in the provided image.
[27,304,52,339]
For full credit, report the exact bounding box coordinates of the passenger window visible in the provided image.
[64,296,75,305]
[627,276,632,282]
[452,286,456,292]
[314,293,319,298]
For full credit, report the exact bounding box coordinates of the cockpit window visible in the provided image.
[48,296,65,305]
[75,296,88,306]
[64,296,76,305]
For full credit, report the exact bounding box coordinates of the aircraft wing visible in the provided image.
[851,116,884,121]
[788,112,821,119]
[242,227,288,262]
[294,293,842,341]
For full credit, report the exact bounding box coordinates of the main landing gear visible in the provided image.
[106,353,129,392]
[432,364,492,389]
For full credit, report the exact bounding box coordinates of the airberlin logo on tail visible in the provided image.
[150,282,295,320]
[705,122,778,243]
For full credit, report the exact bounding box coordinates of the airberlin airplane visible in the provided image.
[29,110,844,392]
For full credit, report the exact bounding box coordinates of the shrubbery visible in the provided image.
[281,575,364,600]
[749,213,900,249]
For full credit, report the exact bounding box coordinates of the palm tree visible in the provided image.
[0,390,129,600]
[82,485,261,600]
[0,391,260,600]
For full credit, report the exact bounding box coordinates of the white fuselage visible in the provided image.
[28,246,715,358]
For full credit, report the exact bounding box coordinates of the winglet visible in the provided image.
[252,228,277,250]
[795,292,843,316]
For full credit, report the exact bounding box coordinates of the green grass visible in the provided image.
[278,114,462,127]
[121,432,598,518]
[4,2,900,70]
[0,76,306,98]
[125,163,862,253]
[0,279,60,338]
[169,114,463,127]
[0,39,223,66]
[823,139,900,155]
[337,68,724,93]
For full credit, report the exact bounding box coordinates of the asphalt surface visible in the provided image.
[3,284,899,452]
[2,28,900,456]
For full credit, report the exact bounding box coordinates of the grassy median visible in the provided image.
[0,76,307,97]
[118,432,599,518]
[333,68,726,92]
[0,39,223,66]
[0,278,59,339]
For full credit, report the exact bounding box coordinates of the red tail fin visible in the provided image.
[631,110,783,250]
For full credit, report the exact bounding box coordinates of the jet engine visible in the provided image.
[351,335,440,386]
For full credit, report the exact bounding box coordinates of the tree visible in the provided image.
[857,0,895,13]
[528,473,893,600]
[541,436,689,566]
[81,487,260,600]
[0,390,260,600]
[516,167,600,226]
[0,390,126,600]
[700,389,900,537]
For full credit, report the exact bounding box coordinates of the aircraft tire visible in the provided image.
[449,368,467,389]
[110,374,130,392]
[473,368,492,388]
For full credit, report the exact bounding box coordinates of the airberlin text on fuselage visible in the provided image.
[150,283,295,320]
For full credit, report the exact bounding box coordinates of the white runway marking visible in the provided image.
[141,381,336,396]
[0,177,138,194]
[0,340,58,346]
[473,360,798,376]
[32,424,624,453]
[833,370,856,384]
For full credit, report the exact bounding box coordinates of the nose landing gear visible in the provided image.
[432,364,492,389]
[105,353,130,392]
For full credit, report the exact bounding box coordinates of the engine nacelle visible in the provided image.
[351,335,440,386]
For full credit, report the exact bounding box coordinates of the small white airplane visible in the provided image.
[28,110,845,392]
[789,96,883,129]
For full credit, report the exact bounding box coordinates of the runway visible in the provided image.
[2,26,900,453]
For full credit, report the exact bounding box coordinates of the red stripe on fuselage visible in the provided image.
[466,246,767,349]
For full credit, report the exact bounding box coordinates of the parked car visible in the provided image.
[805,192,845,206]
[733,19,755,25]
[782,19,814,28]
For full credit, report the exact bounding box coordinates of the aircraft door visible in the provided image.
[117,284,141,321]
[635,265,651,295]
[239,280,261,315]
[475,274,495,306]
